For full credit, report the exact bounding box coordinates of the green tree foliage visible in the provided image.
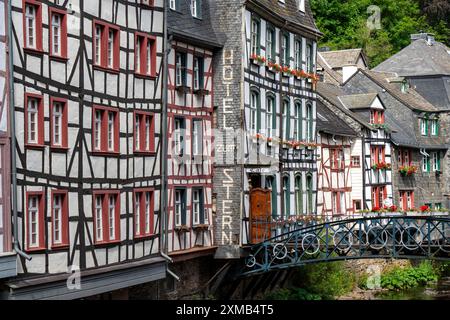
[380,261,438,291]
[311,0,450,68]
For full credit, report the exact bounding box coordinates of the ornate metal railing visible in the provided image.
[243,215,450,276]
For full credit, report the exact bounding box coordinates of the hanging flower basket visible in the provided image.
[372,162,391,171]
[399,165,418,176]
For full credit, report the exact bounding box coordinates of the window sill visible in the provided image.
[26,246,46,253]
[25,143,45,150]
[192,224,210,231]
[135,72,157,80]
[134,234,157,241]
[50,146,70,152]
[194,89,210,96]
[93,65,120,75]
[51,244,70,250]
[134,150,157,156]
[91,150,121,157]
[49,55,69,63]
[176,85,191,94]
[174,225,191,233]
[23,47,45,56]
[94,239,121,247]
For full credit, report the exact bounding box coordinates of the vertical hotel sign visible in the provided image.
[220,49,235,246]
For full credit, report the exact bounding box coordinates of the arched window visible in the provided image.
[306,174,313,214]
[283,175,290,218]
[295,175,303,216]
[250,18,260,55]
[266,176,277,218]
[250,89,260,135]
[282,98,290,141]
[266,94,276,138]
[294,101,302,141]
[306,102,313,142]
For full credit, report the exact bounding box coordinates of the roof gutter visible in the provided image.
[7,0,31,261]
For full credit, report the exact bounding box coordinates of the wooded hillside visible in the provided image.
[311,0,450,67]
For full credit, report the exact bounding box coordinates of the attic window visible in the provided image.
[191,0,202,19]
[299,0,305,12]
[401,80,409,93]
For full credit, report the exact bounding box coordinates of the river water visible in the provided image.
[375,277,450,300]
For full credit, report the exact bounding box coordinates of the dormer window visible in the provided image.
[299,0,306,12]
[191,0,201,19]
[169,0,177,10]
[370,110,384,124]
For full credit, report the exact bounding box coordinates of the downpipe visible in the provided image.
[7,0,31,261]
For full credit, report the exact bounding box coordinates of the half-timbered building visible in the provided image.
[316,101,357,217]
[1,0,167,299]
[166,0,221,257]
[0,0,16,280]
[209,0,321,257]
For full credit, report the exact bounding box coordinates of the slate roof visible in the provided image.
[168,0,222,49]
[338,93,379,110]
[316,101,357,137]
[374,39,450,77]
[247,0,321,35]
[359,70,438,112]
[316,54,342,85]
[316,82,373,130]
[318,49,366,68]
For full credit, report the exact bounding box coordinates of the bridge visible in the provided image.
[242,214,450,276]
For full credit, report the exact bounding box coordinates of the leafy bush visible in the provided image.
[381,261,438,291]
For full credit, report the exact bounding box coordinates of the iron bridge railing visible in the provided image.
[243,215,450,276]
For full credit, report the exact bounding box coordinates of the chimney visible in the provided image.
[411,33,435,45]
[318,46,331,52]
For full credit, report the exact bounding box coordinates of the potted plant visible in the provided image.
[399,165,418,177]
[250,54,266,66]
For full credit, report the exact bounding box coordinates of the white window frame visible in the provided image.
[95,25,102,65]
[193,57,200,90]
[295,39,302,70]
[107,29,114,68]
[432,152,440,172]
[250,91,258,135]
[250,19,259,56]
[95,196,103,241]
[431,119,438,136]
[135,114,141,150]
[422,155,429,172]
[53,102,63,146]
[53,194,62,244]
[420,119,427,136]
[25,4,36,48]
[266,28,273,61]
[192,120,202,156]
[108,195,116,241]
[145,192,151,234]
[135,37,141,72]
[294,103,301,140]
[266,97,274,138]
[191,0,198,18]
[175,190,182,227]
[135,192,141,235]
[174,118,183,156]
[145,116,151,151]
[52,14,61,55]
[28,196,39,248]
[107,111,115,151]
[27,98,38,144]
[193,190,201,225]
[176,53,183,86]
[146,40,152,75]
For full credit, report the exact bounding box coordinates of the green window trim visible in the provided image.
[294,37,303,70]
[306,174,313,214]
[281,31,290,66]
[266,25,276,63]
[283,99,291,140]
[270,177,278,218]
[283,176,290,218]
[295,101,303,141]
[295,175,303,216]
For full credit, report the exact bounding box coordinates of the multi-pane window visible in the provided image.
[250,91,259,134]
[49,9,67,58]
[250,18,260,55]
[432,152,441,172]
[175,52,187,87]
[193,57,204,90]
[294,39,302,70]
[266,27,275,62]
[94,192,120,243]
[351,156,361,167]
[191,0,201,18]
[400,191,414,211]
[25,94,43,146]
[169,0,177,10]
[27,193,43,250]
[135,34,156,76]
[420,118,428,136]
[283,176,290,217]
[306,103,313,142]
[283,100,290,140]
[192,120,203,157]
[24,2,42,50]
[331,148,345,170]
[266,176,277,218]
[306,43,314,73]
[295,175,303,216]
[92,106,119,153]
[431,119,439,136]
[51,99,68,148]
[134,189,154,237]
[306,175,313,214]
[51,14,61,55]
[281,33,290,66]
[192,189,205,225]
[175,189,186,227]
[371,146,385,166]
[372,186,386,208]
[174,118,185,156]
[332,192,345,215]
[370,110,385,124]
[398,149,412,166]
[266,96,275,138]
[423,154,430,172]
[93,21,120,70]
[134,112,154,153]
[52,191,68,247]
[294,102,302,140]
